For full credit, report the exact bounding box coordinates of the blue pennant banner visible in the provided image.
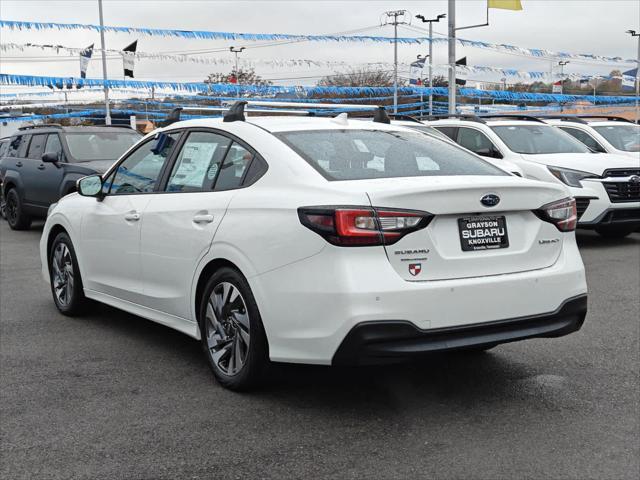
[0,19,636,63]
[1,73,638,104]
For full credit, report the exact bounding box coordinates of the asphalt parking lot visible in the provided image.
[1,220,638,480]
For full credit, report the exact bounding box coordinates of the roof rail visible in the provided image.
[390,114,423,124]
[18,123,63,131]
[478,114,546,123]
[574,115,634,123]
[534,115,588,124]
[162,100,390,124]
[425,114,486,124]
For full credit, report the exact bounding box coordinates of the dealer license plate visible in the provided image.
[458,215,509,252]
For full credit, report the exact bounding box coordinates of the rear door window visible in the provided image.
[27,134,48,159]
[0,140,9,157]
[166,131,231,192]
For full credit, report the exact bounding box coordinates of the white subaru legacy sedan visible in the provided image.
[40,103,588,390]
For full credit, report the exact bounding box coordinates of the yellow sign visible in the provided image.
[488,0,523,10]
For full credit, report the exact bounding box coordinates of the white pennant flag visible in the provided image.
[79,43,94,78]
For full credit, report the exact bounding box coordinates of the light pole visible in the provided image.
[558,60,569,95]
[416,13,446,116]
[229,46,245,75]
[382,10,410,114]
[229,46,245,99]
[97,0,111,125]
[447,0,456,114]
[626,30,640,123]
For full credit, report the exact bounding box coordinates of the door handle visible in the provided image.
[37,164,46,170]
[193,214,214,224]
[124,212,140,222]
[15,161,23,167]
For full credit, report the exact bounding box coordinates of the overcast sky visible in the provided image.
[1,0,638,91]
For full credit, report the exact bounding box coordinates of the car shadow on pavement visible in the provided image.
[81,300,537,409]
[576,230,640,248]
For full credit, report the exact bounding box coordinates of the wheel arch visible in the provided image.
[46,224,70,266]
[194,258,242,328]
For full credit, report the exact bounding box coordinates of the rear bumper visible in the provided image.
[333,295,587,365]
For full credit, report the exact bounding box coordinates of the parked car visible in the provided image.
[425,114,640,238]
[40,103,587,390]
[0,124,141,230]
[540,115,640,158]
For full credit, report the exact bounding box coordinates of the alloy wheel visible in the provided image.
[51,243,74,307]
[6,193,17,225]
[205,282,250,376]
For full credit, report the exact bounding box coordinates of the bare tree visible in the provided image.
[204,68,272,86]
[317,68,394,87]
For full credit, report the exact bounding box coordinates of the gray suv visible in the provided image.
[0,124,141,230]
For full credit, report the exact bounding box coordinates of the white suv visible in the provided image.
[40,103,587,390]
[388,117,525,177]
[426,115,640,237]
[542,115,640,158]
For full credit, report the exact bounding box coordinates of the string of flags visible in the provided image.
[0,18,636,64]
[0,42,620,82]
[1,73,637,104]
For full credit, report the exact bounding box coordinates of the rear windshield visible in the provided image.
[592,125,640,152]
[276,129,506,181]
[491,125,590,154]
[65,131,141,161]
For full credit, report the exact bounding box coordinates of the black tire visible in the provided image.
[199,267,269,391]
[595,226,634,239]
[5,188,31,230]
[49,232,88,316]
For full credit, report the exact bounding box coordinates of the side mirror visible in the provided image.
[42,152,59,163]
[77,175,103,198]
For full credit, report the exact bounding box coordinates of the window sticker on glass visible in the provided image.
[171,142,217,188]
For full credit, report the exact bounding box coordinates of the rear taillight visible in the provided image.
[534,197,577,232]
[298,206,432,246]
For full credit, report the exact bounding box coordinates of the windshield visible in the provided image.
[592,124,640,152]
[276,129,507,181]
[491,125,591,154]
[65,131,141,161]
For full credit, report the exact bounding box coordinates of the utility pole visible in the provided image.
[626,30,640,123]
[415,13,446,116]
[97,0,111,125]
[447,0,456,114]
[382,10,410,114]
